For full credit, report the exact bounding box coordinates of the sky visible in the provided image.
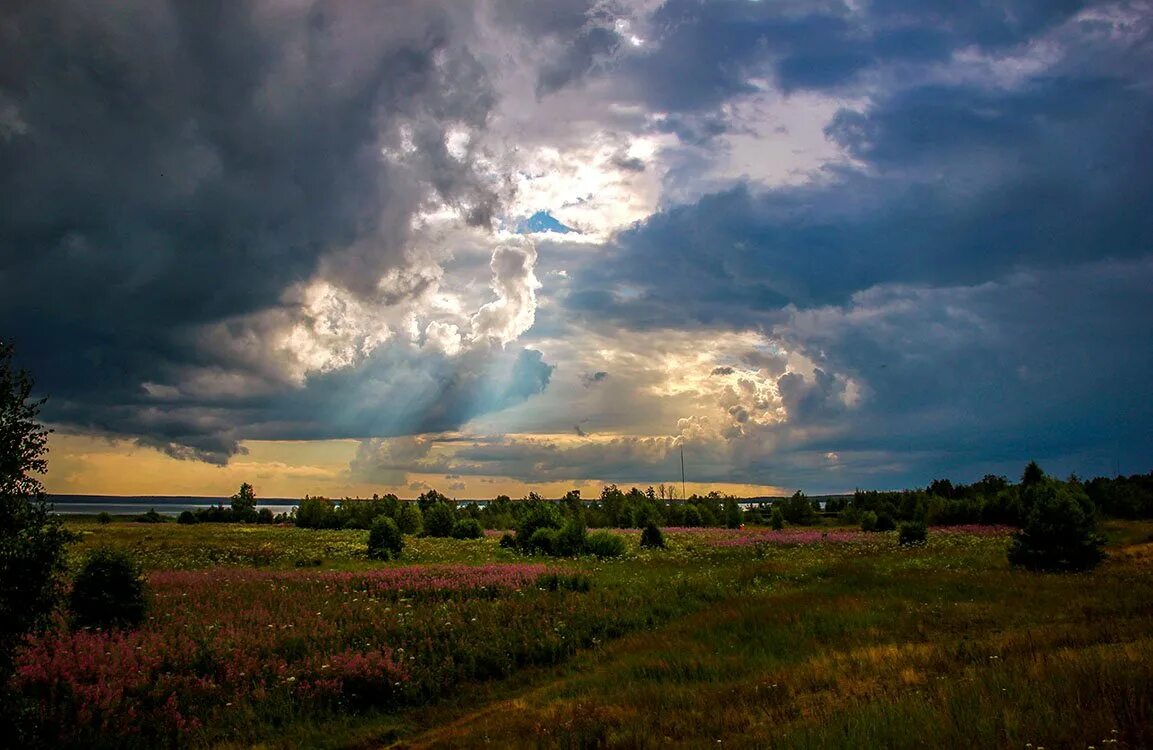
[3,0,1152,499]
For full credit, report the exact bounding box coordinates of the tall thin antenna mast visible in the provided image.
[681,444,687,501]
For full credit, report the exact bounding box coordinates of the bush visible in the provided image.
[875,510,897,532]
[1008,480,1105,572]
[367,516,404,561]
[860,511,878,532]
[640,523,666,549]
[899,521,927,546]
[451,518,483,539]
[585,531,626,558]
[498,532,517,549]
[396,503,423,535]
[135,508,164,523]
[96,512,113,525]
[256,508,274,524]
[422,503,456,538]
[682,505,703,527]
[770,508,785,530]
[516,503,563,546]
[554,516,588,556]
[176,510,197,525]
[526,528,558,555]
[69,549,147,630]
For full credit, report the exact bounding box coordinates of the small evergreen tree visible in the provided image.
[1008,479,1105,572]
[770,507,785,530]
[69,548,147,630]
[640,523,666,549]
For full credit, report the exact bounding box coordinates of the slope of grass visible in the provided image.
[14,521,1152,748]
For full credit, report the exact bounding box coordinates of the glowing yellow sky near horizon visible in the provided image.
[43,433,788,500]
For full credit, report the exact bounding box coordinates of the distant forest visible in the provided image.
[170,464,1153,534]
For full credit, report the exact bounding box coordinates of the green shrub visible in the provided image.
[256,508,274,524]
[771,508,785,530]
[176,510,197,525]
[1008,480,1105,572]
[367,516,404,560]
[95,512,113,525]
[875,511,897,532]
[640,523,666,549]
[516,503,563,546]
[899,521,927,546]
[527,528,558,555]
[585,531,626,558]
[451,518,483,540]
[554,517,588,556]
[860,511,878,532]
[682,505,703,527]
[69,549,147,630]
[422,503,456,538]
[498,532,517,549]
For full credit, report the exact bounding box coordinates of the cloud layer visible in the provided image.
[4,0,1151,492]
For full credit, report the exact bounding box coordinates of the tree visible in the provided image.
[1021,460,1045,489]
[724,499,744,529]
[231,482,257,521]
[396,502,423,534]
[780,491,817,525]
[367,516,404,560]
[0,343,71,677]
[422,502,456,537]
[1008,479,1106,572]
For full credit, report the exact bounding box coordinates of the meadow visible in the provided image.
[9,517,1153,748]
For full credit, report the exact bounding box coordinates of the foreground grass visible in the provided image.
[16,521,1153,748]
[397,533,1153,749]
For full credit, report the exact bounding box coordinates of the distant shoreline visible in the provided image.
[48,494,300,516]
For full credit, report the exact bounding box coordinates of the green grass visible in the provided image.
[27,520,1153,748]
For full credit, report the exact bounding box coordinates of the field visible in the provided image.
[10,518,1153,748]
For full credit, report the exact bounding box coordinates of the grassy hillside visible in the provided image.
[9,520,1152,748]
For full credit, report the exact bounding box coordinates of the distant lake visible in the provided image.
[49,495,299,516]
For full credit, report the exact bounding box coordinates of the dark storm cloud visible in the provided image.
[567,73,1153,326]
[0,0,552,459]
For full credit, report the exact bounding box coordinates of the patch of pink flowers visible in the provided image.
[11,563,548,743]
[711,528,870,547]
